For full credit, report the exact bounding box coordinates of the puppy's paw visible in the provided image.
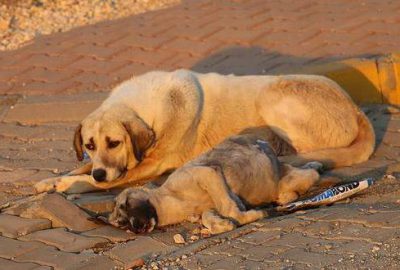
[246,209,266,220]
[276,191,299,206]
[202,210,236,234]
[187,214,201,223]
[207,218,236,235]
[301,161,324,173]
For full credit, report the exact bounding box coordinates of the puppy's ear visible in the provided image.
[73,124,84,161]
[123,120,155,162]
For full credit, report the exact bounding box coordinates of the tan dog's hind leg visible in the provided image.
[192,166,265,225]
[277,164,320,205]
[202,209,236,234]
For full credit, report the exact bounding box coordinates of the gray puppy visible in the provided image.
[109,134,321,234]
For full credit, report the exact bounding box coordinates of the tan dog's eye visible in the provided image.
[85,143,95,151]
[108,140,121,149]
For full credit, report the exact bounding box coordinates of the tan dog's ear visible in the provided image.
[73,124,84,161]
[123,120,155,162]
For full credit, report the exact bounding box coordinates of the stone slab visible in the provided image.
[15,246,94,270]
[19,228,109,253]
[73,193,116,214]
[0,236,46,259]
[64,254,123,270]
[0,122,75,142]
[83,225,136,242]
[280,247,342,267]
[106,236,172,266]
[0,214,51,238]
[0,258,51,270]
[4,101,101,124]
[32,193,101,232]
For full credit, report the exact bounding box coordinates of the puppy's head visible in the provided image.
[74,107,155,182]
[109,188,158,233]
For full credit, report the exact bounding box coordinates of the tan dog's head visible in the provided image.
[109,188,157,233]
[74,108,155,182]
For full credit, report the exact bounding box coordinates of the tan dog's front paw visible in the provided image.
[35,175,100,194]
[34,177,62,193]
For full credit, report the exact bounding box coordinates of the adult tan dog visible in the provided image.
[108,134,322,234]
[35,69,375,193]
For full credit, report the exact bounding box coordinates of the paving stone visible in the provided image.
[326,240,376,256]
[83,226,136,242]
[0,156,76,173]
[2,193,46,216]
[64,254,123,270]
[150,222,200,246]
[4,100,101,125]
[29,193,101,232]
[0,258,51,270]
[0,138,77,168]
[245,244,289,262]
[262,232,318,248]
[0,236,47,259]
[206,255,245,270]
[0,214,51,238]
[312,205,400,228]
[293,221,336,236]
[298,221,400,244]
[73,193,116,214]
[106,236,172,266]
[280,248,342,267]
[15,246,94,270]
[19,228,109,253]
[258,216,312,232]
[236,230,280,245]
[0,123,75,142]
[189,254,228,269]
[0,169,61,185]
[0,137,74,153]
[202,240,247,256]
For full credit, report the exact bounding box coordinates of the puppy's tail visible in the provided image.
[280,111,375,169]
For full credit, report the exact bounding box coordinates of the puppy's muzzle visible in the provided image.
[93,168,107,182]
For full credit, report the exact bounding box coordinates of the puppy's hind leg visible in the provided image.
[277,164,320,205]
[191,166,265,225]
[202,209,236,234]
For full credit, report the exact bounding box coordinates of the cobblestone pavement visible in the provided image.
[1,0,400,269]
[0,0,400,95]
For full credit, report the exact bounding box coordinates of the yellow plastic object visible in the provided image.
[293,53,400,104]
[377,53,400,104]
[301,58,382,104]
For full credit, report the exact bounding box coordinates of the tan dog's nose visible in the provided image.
[93,169,107,182]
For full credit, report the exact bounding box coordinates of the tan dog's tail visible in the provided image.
[280,111,375,169]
